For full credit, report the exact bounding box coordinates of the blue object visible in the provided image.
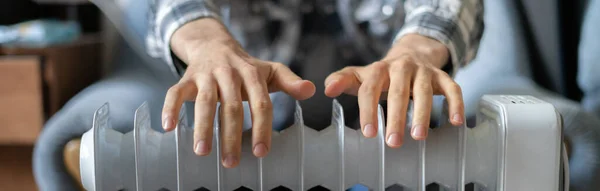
[0,19,81,47]
[348,184,370,191]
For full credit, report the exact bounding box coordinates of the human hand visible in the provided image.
[163,18,316,168]
[325,34,464,148]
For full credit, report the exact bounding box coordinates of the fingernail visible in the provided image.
[223,155,238,168]
[363,124,376,137]
[387,133,402,147]
[253,143,268,157]
[163,117,170,130]
[325,80,337,87]
[194,140,209,155]
[163,117,172,130]
[452,114,463,124]
[412,125,427,138]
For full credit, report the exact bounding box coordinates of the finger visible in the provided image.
[385,64,413,148]
[435,72,464,126]
[411,68,433,140]
[268,62,315,100]
[358,63,389,138]
[324,66,362,97]
[192,75,219,156]
[213,67,243,167]
[239,65,273,158]
[162,82,196,132]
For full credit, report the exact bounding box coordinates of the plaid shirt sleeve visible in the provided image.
[394,0,484,77]
[146,0,222,76]
[146,0,483,77]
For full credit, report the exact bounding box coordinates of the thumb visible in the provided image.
[324,67,361,97]
[268,63,315,100]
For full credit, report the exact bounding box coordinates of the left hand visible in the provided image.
[324,34,464,148]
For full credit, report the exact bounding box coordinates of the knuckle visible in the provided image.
[269,62,285,73]
[167,85,182,95]
[415,82,432,93]
[245,75,261,85]
[270,62,285,67]
[365,69,386,80]
[436,69,451,78]
[449,82,463,93]
[368,70,383,79]
[191,74,212,84]
[196,91,215,102]
[417,67,434,78]
[247,76,263,85]
[397,88,410,97]
[392,60,416,71]
[370,62,388,71]
[404,63,418,71]
[390,64,413,76]
[189,70,211,80]
[252,99,273,111]
[269,63,284,74]
[397,55,416,64]
[221,102,243,115]
[387,93,402,101]
[212,66,235,75]
[242,65,261,80]
[179,77,197,85]
[359,83,378,95]
[341,66,359,73]
[389,88,409,100]
[241,64,259,74]
[371,61,388,68]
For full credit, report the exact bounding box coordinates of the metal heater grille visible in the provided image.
[80,95,565,191]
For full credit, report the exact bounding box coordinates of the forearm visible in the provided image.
[395,0,484,75]
[146,0,223,75]
[170,18,235,65]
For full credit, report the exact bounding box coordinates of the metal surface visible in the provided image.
[80,95,565,191]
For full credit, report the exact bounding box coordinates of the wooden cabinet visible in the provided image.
[0,35,101,145]
[0,57,44,145]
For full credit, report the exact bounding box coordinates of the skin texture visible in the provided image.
[164,18,464,168]
[324,34,464,148]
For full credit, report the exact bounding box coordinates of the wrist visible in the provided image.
[170,18,237,64]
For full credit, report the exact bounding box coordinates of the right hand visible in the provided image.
[162,18,316,168]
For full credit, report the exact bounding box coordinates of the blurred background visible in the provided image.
[0,0,597,190]
[0,0,105,190]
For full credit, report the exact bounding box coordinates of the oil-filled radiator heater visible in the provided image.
[79,95,568,191]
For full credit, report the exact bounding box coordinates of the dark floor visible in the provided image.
[0,145,38,191]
